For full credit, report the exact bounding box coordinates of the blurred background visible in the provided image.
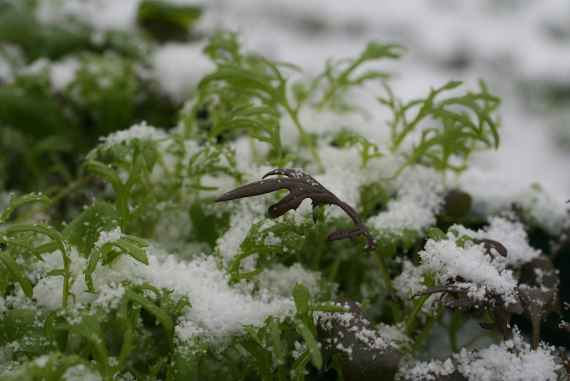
[207,0,570,206]
[0,0,569,204]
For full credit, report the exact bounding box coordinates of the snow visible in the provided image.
[313,145,365,212]
[480,218,537,266]
[451,217,541,267]
[215,198,267,265]
[37,0,140,32]
[402,329,561,381]
[32,247,87,310]
[37,0,205,33]
[3,0,570,378]
[257,263,321,297]
[419,237,518,304]
[33,355,49,368]
[63,365,102,381]
[368,166,445,234]
[143,253,294,340]
[404,358,455,381]
[32,247,145,310]
[456,330,561,381]
[91,283,126,312]
[515,186,569,235]
[317,306,410,358]
[393,259,437,314]
[98,122,168,148]
[394,216,543,309]
[94,227,123,249]
[200,0,570,234]
[214,164,277,264]
[152,43,214,101]
[29,244,295,341]
[49,58,80,92]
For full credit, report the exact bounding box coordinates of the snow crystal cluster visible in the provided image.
[98,122,168,149]
[395,216,542,307]
[143,253,294,340]
[419,237,518,304]
[257,263,321,298]
[317,305,410,360]
[451,217,541,267]
[22,242,298,343]
[402,329,562,381]
[369,166,445,234]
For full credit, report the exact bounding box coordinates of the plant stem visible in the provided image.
[448,310,463,353]
[405,294,430,336]
[283,104,322,169]
[373,249,393,293]
[49,176,91,206]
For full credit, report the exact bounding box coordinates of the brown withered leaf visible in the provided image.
[473,238,507,258]
[442,189,472,219]
[216,168,376,248]
[413,238,523,340]
[317,301,402,381]
[518,256,560,349]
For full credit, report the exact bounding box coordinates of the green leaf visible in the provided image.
[84,161,124,193]
[0,82,77,139]
[63,201,120,255]
[125,288,174,338]
[315,41,403,110]
[6,223,66,253]
[46,269,66,277]
[426,227,446,241]
[294,319,322,370]
[292,349,311,381]
[109,238,149,265]
[138,0,202,42]
[292,284,311,316]
[68,315,109,375]
[383,80,500,174]
[0,251,33,298]
[0,192,51,224]
[268,317,285,365]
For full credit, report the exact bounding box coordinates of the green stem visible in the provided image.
[373,249,393,293]
[317,57,364,109]
[448,311,463,353]
[283,104,322,169]
[49,176,91,206]
[405,294,430,336]
[412,316,434,353]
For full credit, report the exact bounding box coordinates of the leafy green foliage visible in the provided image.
[0,10,564,380]
[331,129,383,168]
[0,1,186,193]
[66,53,140,138]
[380,80,501,174]
[0,0,92,61]
[193,32,321,165]
[315,41,404,111]
[138,0,202,42]
[226,219,307,283]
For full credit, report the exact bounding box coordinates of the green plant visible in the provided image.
[0,17,567,381]
[380,80,501,175]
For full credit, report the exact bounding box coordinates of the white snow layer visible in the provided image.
[403,329,561,381]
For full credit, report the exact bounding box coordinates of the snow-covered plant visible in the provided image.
[0,4,568,380]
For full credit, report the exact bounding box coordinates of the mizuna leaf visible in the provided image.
[0,251,33,298]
